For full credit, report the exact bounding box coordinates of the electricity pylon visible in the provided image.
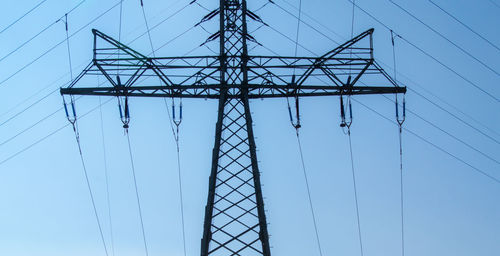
[61,0,406,255]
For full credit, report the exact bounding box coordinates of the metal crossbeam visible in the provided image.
[61,29,405,99]
[60,1,406,255]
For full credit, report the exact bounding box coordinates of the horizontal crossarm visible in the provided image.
[60,29,406,99]
[60,84,405,98]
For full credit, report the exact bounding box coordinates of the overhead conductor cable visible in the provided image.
[392,32,406,256]
[289,2,324,255]
[345,3,365,255]
[62,14,110,256]
[140,1,187,256]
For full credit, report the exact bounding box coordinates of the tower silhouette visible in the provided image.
[61,1,405,255]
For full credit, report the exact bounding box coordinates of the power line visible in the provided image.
[64,14,74,80]
[99,95,115,256]
[396,110,405,256]
[382,95,500,165]
[289,2,323,254]
[377,61,500,141]
[343,0,500,103]
[0,87,60,127]
[0,0,86,63]
[293,0,302,59]
[347,129,365,256]
[388,0,500,77]
[405,87,500,145]
[103,1,123,254]
[0,58,90,121]
[0,76,149,162]
[0,97,112,164]
[0,0,121,88]
[140,1,156,58]
[271,1,342,46]
[348,2,365,255]
[295,131,324,256]
[140,1,188,255]
[428,0,500,53]
[352,98,500,184]
[398,37,499,103]
[0,103,63,146]
[70,119,110,256]
[0,0,49,34]
[172,125,187,256]
[125,130,150,256]
[266,24,318,56]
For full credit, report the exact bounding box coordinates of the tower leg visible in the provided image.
[201,94,271,256]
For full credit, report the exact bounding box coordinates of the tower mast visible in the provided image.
[201,1,271,255]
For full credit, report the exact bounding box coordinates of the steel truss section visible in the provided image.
[201,94,270,256]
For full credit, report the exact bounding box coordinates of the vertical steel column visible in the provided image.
[201,0,271,255]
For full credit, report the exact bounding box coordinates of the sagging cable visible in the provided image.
[395,94,406,256]
[62,13,74,81]
[340,96,365,256]
[171,97,186,256]
[125,130,150,256]
[287,77,323,256]
[63,96,110,256]
[392,30,406,256]
[294,125,323,256]
[138,3,186,255]
[390,30,402,85]
[61,12,77,129]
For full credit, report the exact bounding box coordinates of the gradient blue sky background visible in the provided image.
[0,0,499,255]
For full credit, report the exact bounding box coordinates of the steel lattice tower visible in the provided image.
[199,1,272,255]
[61,0,406,255]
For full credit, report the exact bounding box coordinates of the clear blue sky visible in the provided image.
[0,0,499,256]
